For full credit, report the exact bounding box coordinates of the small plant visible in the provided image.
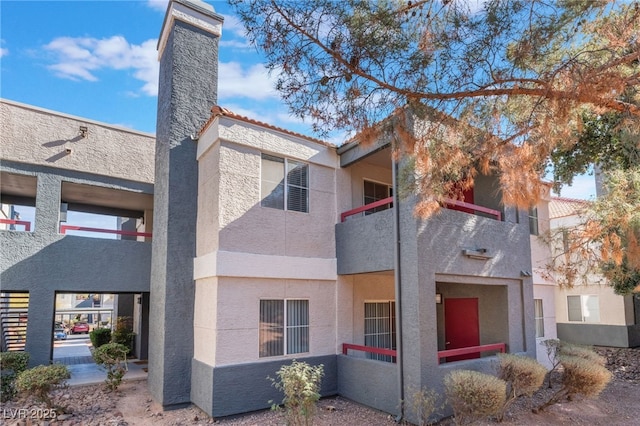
[406,385,441,426]
[497,354,546,420]
[534,352,612,412]
[89,327,112,349]
[444,370,506,425]
[112,316,135,353]
[93,342,129,391]
[268,360,324,426]
[15,364,70,407]
[0,352,30,402]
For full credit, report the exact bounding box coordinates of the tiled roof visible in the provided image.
[549,196,591,219]
[200,106,335,148]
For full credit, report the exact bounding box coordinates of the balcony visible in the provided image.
[336,195,520,276]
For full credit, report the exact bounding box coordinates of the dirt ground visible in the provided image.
[2,347,639,426]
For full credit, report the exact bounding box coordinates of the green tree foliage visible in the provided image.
[89,327,112,349]
[230,0,639,213]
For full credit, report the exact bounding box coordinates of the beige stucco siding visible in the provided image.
[194,277,219,366]
[210,277,337,366]
[351,273,395,346]
[347,162,393,210]
[196,142,221,256]
[197,131,338,259]
[1,99,154,183]
[555,284,631,325]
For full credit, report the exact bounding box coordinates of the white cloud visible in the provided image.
[147,0,168,12]
[0,39,8,57]
[218,62,277,100]
[44,36,159,96]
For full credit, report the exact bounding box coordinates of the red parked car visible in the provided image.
[70,322,90,334]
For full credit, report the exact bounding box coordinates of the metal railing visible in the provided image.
[438,343,506,362]
[60,225,152,239]
[342,343,397,359]
[0,219,31,231]
[340,197,501,222]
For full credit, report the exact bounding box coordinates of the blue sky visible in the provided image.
[0,0,595,201]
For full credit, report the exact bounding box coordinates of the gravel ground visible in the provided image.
[2,347,638,426]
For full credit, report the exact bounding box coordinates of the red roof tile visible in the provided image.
[549,197,591,219]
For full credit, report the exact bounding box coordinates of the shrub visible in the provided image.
[559,343,606,366]
[112,317,135,353]
[269,360,324,426]
[497,354,546,420]
[498,354,547,397]
[534,349,612,412]
[89,327,112,349]
[15,364,70,407]
[0,352,30,402]
[406,385,441,426]
[561,356,612,397]
[444,370,506,424]
[93,342,129,391]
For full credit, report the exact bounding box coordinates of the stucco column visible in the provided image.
[34,173,62,235]
[148,0,223,407]
[25,287,55,366]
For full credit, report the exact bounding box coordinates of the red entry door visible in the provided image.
[449,187,475,214]
[444,298,480,362]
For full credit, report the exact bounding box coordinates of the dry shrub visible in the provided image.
[406,385,442,426]
[559,344,606,366]
[444,370,506,424]
[561,356,612,398]
[534,347,612,412]
[498,354,547,397]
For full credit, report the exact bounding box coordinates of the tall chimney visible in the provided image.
[149,0,223,407]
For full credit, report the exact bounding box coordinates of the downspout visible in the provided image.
[392,149,404,423]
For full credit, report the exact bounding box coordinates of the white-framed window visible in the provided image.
[528,207,539,235]
[567,295,600,323]
[259,299,309,357]
[534,299,544,338]
[261,154,309,213]
[364,301,396,362]
[363,180,392,215]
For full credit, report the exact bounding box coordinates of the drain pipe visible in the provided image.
[392,152,404,423]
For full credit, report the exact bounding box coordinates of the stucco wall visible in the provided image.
[194,277,337,366]
[192,355,338,418]
[0,163,152,366]
[0,99,154,184]
[337,355,399,415]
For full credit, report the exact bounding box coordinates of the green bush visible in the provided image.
[269,360,324,426]
[444,370,506,424]
[15,364,70,407]
[90,327,112,349]
[93,342,129,391]
[0,352,30,402]
[112,316,135,353]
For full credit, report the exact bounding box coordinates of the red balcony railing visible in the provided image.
[0,219,31,231]
[340,197,501,222]
[438,343,506,363]
[342,343,397,358]
[342,342,506,363]
[341,197,394,222]
[60,225,152,239]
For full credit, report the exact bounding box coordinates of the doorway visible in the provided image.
[444,298,479,362]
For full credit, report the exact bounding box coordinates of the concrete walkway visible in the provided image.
[53,336,147,386]
[61,358,148,386]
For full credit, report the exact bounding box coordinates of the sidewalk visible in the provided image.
[53,337,147,386]
[63,358,148,386]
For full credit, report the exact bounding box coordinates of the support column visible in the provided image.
[148,0,223,407]
[25,287,55,366]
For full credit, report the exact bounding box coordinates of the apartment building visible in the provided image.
[1,1,537,423]
[550,197,640,348]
